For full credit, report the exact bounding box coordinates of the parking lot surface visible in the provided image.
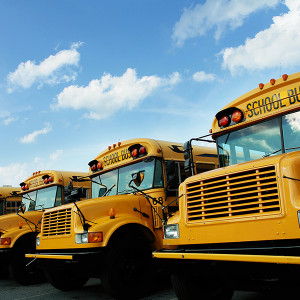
[0,277,274,300]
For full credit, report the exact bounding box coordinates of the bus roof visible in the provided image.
[212,72,300,137]
[0,186,21,199]
[20,170,89,193]
[89,138,217,174]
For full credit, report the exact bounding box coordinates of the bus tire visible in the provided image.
[171,271,234,300]
[9,249,44,285]
[100,235,152,300]
[45,268,89,291]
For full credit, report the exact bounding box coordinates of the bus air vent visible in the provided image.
[186,166,280,223]
[42,208,72,236]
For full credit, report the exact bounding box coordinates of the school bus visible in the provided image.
[26,138,218,299]
[0,186,21,215]
[152,72,300,299]
[0,170,90,284]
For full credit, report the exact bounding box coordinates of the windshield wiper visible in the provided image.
[263,149,282,158]
[102,184,116,197]
[285,146,300,151]
[283,175,300,182]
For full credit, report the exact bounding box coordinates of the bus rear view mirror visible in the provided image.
[18,203,25,214]
[130,171,144,187]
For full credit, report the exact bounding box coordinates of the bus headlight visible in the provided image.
[164,224,179,239]
[75,232,103,244]
[75,233,88,244]
[36,237,40,246]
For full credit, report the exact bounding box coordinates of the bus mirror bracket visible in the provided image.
[184,134,216,177]
[183,140,194,176]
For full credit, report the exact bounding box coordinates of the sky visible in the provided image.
[1,0,299,186]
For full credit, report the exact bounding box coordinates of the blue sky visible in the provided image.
[0,0,299,186]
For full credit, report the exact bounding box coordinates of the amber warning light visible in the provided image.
[218,109,244,128]
[128,144,147,159]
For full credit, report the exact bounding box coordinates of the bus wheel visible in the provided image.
[0,264,9,279]
[9,250,44,285]
[45,268,89,291]
[171,271,234,300]
[101,235,152,300]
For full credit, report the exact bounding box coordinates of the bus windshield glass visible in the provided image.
[91,158,163,198]
[217,111,300,167]
[22,186,62,212]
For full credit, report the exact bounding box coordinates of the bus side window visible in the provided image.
[165,160,178,192]
[81,188,90,200]
[166,161,188,195]
[55,187,62,207]
[196,163,216,174]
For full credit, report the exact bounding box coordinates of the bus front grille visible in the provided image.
[42,208,72,236]
[186,166,280,223]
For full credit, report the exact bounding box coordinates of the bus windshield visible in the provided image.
[217,111,300,167]
[91,158,164,198]
[21,186,62,212]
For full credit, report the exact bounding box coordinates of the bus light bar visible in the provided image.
[217,108,244,128]
[88,160,103,173]
[259,74,288,90]
[20,182,29,191]
[128,144,147,159]
[42,175,53,184]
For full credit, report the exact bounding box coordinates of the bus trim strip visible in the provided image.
[153,251,300,265]
[25,254,73,260]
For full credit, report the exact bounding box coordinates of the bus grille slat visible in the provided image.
[186,166,280,223]
[42,208,72,236]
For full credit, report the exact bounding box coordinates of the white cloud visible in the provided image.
[3,116,15,125]
[285,111,300,133]
[50,149,63,161]
[0,163,28,186]
[20,123,52,144]
[172,0,280,47]
[222,0,300,74]
[52,68,181,120]
[193,71,216,82]
[7,42,82,92]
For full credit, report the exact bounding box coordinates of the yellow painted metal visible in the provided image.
[153,251,300,265]
[0,170,90,249]
[211,71,300,137]
[0,186,21,215]
[163,72,300,259]
[35,138,218,255]
[25,253,73,260]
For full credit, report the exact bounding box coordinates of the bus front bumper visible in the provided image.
[152,251,300,265]
[25,249,104,262]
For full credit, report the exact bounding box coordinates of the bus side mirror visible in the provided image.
[183,141,194,175]
[130,171,144,187]
[18,203,25,214]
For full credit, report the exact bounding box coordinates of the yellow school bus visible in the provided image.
[153,72,300,299]
[26,138,218,299]
[0,186,21,215]
[0,170,90,284]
